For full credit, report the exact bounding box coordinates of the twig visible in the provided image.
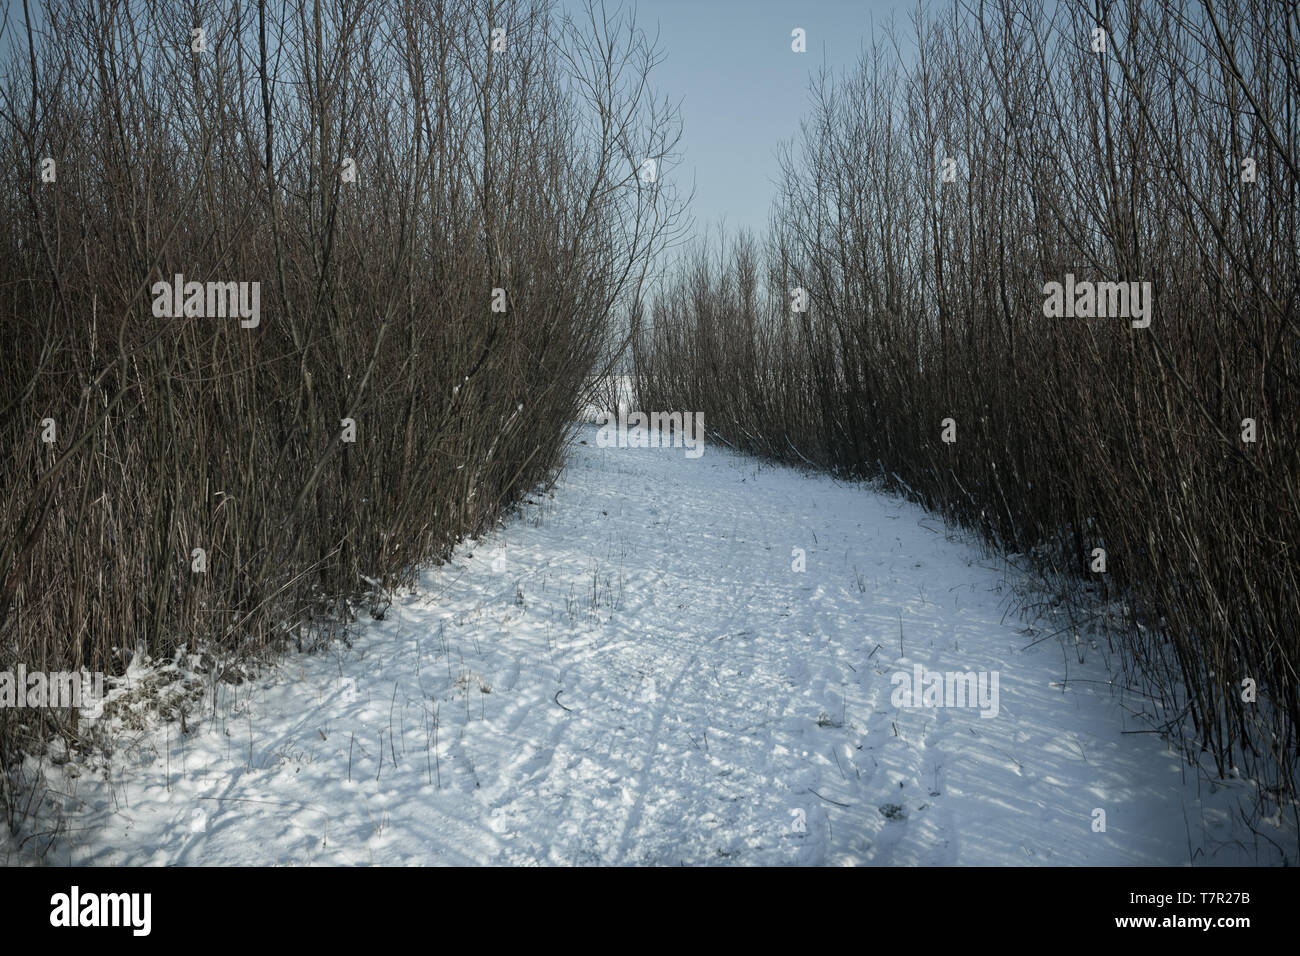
[807,787,851,808]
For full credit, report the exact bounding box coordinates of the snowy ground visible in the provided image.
[4,423,1292,865]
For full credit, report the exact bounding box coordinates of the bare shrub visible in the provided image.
[0,0,683,830]
[634,0,1299,819]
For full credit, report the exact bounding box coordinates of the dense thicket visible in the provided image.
[634,0,1299,809]
[0,0,681,826]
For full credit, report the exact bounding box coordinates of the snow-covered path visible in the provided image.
[10,425,1284,865]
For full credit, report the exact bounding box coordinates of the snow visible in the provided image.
[4,423,1291,865]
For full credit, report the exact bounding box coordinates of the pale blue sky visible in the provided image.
[598,0,908,237]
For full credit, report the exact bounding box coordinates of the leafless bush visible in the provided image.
[0,0,683,829]
[634,0,1299,819]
